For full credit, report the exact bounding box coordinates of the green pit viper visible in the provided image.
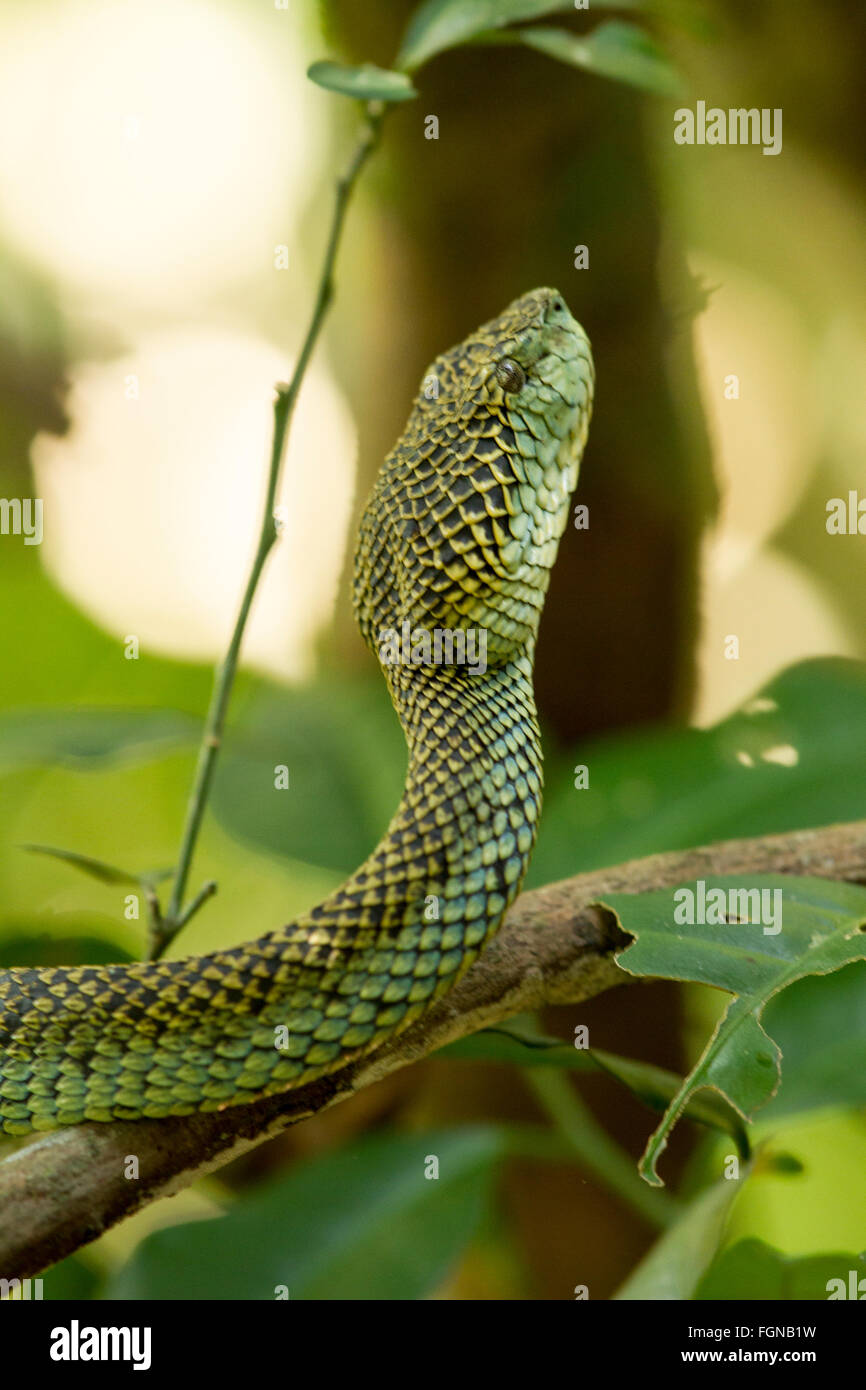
[0,287,593,1135]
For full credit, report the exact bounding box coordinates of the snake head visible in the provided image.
[355,288,594,668]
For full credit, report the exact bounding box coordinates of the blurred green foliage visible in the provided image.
[1,0,865,1303]
[106,1126,506,1300]
[696,1240,866,1302]
[531,659,866,886]
[615,1174,744,1299]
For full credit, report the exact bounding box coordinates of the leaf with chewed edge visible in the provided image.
[597,876,866,1185]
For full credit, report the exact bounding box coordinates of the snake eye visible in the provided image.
[496,358,526,394]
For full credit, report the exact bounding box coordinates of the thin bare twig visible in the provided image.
[154,104,385,955]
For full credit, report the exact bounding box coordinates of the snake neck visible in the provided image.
[304,654,543,958]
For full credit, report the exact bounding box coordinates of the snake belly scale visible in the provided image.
[0,288,593,1135]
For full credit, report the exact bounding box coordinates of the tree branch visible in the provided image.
[2,818,865,1277]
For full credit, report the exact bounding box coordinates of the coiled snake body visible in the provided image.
[0,288,593,1134]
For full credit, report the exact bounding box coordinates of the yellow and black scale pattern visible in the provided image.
[0,288,594,1134]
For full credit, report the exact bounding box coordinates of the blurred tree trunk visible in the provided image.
[319,0,716,1298]
[323,0,715,741]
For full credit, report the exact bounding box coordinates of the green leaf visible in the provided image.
[593,1051,747,1147]
[105,1126,506,1300]
[307,61,418,103]
[39,1254,103,1301]
[441,1020,747,1144]
[696,1239,866,1301]
[0,525,218,715]
[19,842,171,888]
[500,21,683,97]
[762,1150,804,1175]
[614,1173,746,1300]
[0,707,199,771]
[761,961,866,1118]
[211,677,405,876]
[398,0,567,71]
[599,876,866,1183]
[530,659,866,888]
[441,1022,595,1071]
[397,0,645,71]
[0,927,135,969]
